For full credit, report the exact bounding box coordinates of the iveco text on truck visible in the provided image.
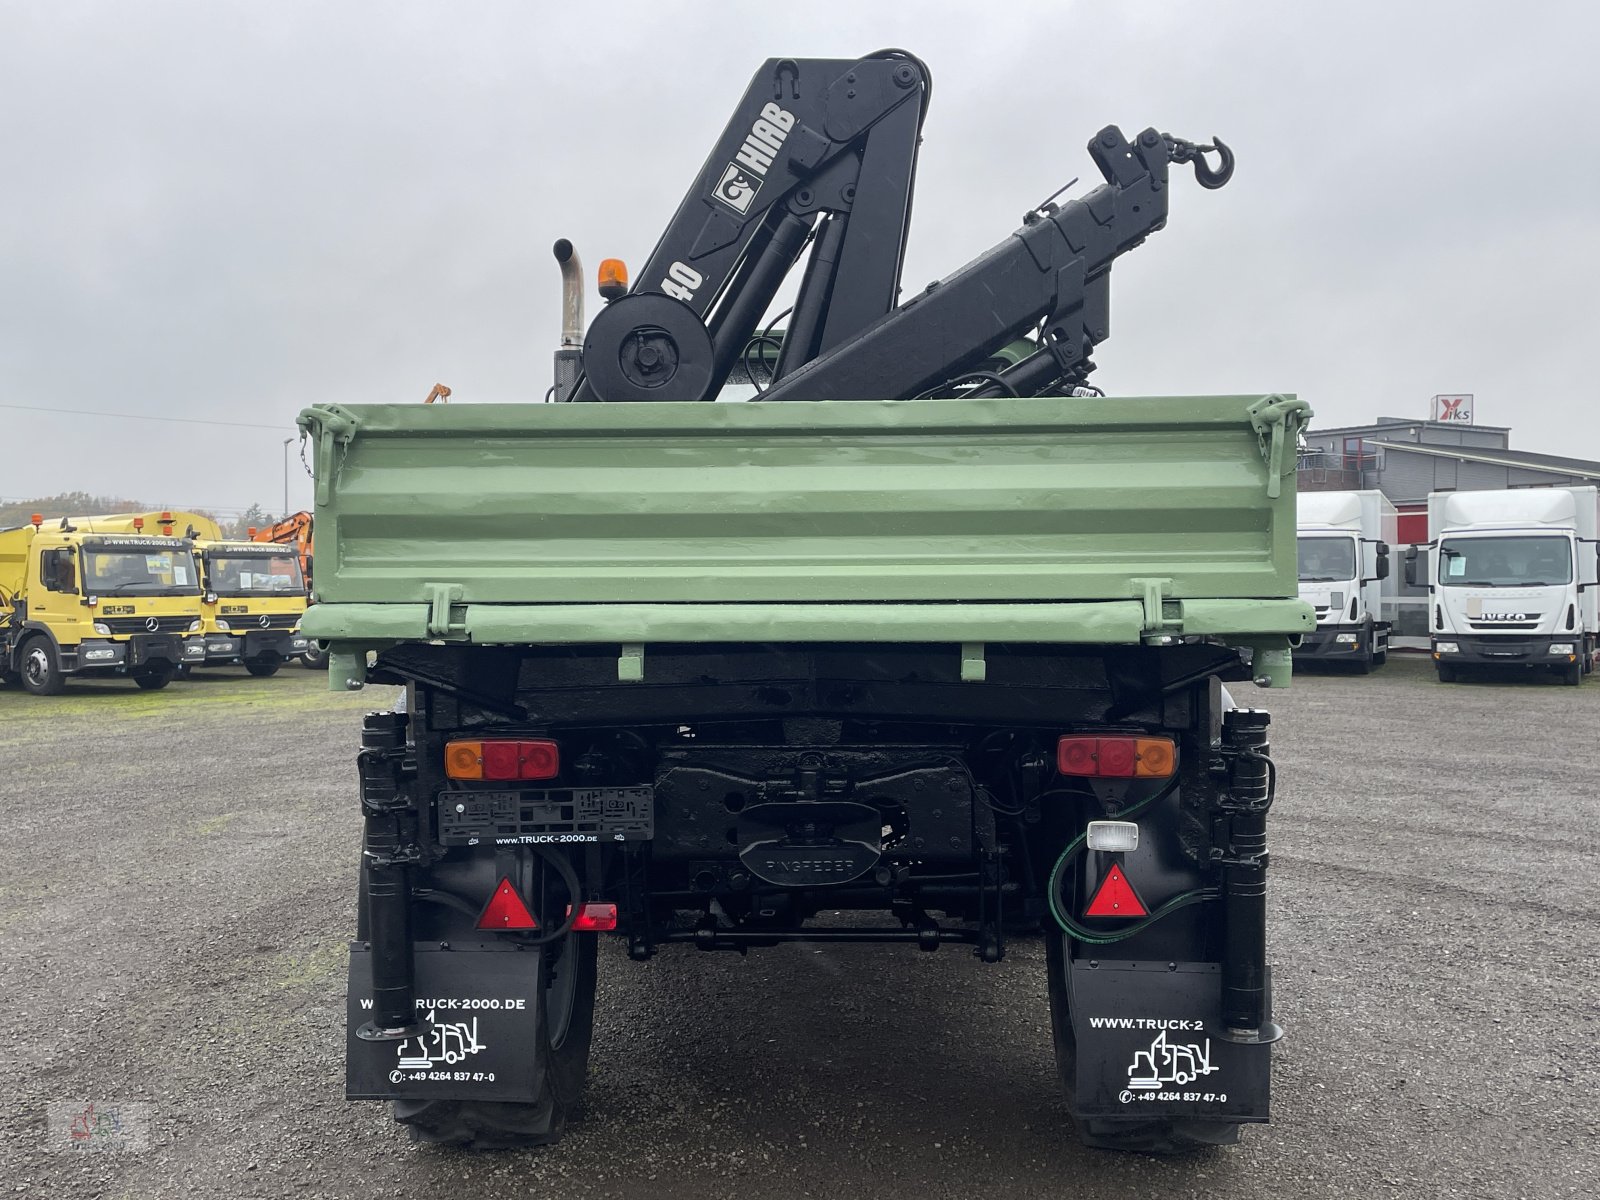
[1407,487,1598,684]
[1293,490,1395,672]
[306,52,1313,1154]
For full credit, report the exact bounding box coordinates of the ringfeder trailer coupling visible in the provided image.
[303,51,1312,1153]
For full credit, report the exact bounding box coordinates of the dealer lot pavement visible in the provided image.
[2,657,1595,1198]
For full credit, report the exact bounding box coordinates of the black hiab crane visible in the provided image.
[565,51,1232,407]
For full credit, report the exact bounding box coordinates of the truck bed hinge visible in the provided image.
[1245,394,1313,499]
[1131,577,1182,637]
[296,404,361,506]
[960,642,986,683]
[618,643,645,683]
[423,582,466,638]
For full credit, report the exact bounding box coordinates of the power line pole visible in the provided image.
[282,438,293,517]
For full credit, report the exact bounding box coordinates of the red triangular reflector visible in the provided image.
[477,878,539,930]
[1085,863,1148,919]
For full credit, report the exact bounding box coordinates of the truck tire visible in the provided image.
[1559,661,1582,686]
[301,640,329,670]
[1436,662,1458,684]
[392,932,597,1149]
[1045,928,1237,1154]
[132,664,175,690]
[1350,622,1375,674]
[244,656,282,678]
[18,637,66,696]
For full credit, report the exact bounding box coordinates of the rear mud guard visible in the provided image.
[1069,960,1273,1123]
[347,943,547,1103]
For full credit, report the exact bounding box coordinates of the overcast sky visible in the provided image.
[3,0,1596,515]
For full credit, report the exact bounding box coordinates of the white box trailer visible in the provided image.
[1407,486,1599,685]
[1294,490,1397,672]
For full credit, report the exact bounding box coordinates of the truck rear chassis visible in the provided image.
[345,640,1280,1151]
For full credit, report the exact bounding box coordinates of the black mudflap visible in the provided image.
[1070,960,1273,1123]
[346,943,544,1103]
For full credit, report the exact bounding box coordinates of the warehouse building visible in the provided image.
[1298,416,1600,541]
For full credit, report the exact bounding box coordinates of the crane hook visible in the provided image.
[1192,137,1234,189]
[1164,134,1235,190]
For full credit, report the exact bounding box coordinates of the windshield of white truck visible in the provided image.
[1297,537,1355,582]
[82,548,201,596]
[207,553,304,596]
[1438,536,1572,587]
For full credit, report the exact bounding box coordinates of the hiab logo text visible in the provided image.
[711,101,794,214]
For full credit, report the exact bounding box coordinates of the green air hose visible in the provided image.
[1045,776,1218,945]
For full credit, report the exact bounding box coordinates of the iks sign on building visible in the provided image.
[1431,394,1474,424]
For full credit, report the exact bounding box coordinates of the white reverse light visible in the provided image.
[1086,820,1140,853]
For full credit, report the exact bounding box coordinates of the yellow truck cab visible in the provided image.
[65,511,308,678]
[192,539,309,675]
[0,515,207,694]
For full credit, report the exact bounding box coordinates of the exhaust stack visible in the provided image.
[552,239,584,402]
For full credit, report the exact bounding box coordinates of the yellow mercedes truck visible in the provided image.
[67,512,309,677]
[192,539,309,676]
[0,515,207,694]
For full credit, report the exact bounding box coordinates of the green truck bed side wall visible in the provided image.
[298,394,1313,684]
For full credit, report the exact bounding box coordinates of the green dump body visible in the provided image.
[297,394,1314,685]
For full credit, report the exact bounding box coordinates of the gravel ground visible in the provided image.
[1,655,1596,1199]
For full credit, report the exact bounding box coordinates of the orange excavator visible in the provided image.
[251,511,322,667]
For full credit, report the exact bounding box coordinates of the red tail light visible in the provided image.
[568,902,618,932]
[444,738,560,781]
[1056,735,1176,779]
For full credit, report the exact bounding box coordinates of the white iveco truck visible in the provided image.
[1407,487,1598,685]
[1294,490,1396,673]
